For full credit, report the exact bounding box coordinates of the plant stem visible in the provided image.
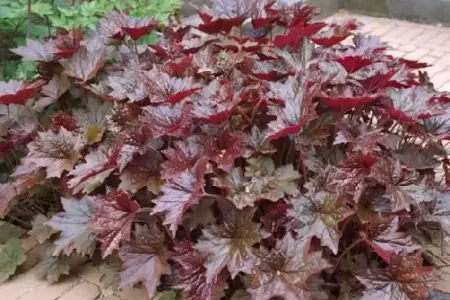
[333,238,364,272]
[26,0,31,39]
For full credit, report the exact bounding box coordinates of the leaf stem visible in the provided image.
[333,238,364,272]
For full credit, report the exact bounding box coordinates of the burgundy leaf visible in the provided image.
[61,45,106,83]
[119,14,157,41]
[357,254,438,300]
[385,86,444,122]
[266,76,318,140]
[191,79,235,124]
[23,128,84,178]
[68,147,115,194]
[249,234,330,300]
[119,222,169,298]
[0,80,45,105]
[363,216,421,263]
[141,65,200,103]
[194,207,261,281]
[288,189,354,254]
[91,190,140,257]
[52,29,84,59]
[108,64,147,102]
[203,129,245,170]
[141,102,193,138]
[273,22,326,49]
[161,136,203,179]
[152,159,206,236]
[173,242,228,300]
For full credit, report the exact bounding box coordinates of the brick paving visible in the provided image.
[3,12,450,300]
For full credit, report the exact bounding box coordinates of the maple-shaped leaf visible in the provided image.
[73,97,112,145]
[310,19,359,47]
[0,238,26,283]
[363,216,421,263]
[119,151,164,194]
[245,156,301,200]
[52,29,84,59]
[184,197,217,230]
[0,79,45,105]
[36,250,70,283]
[106,102,142,133]
[320,86,379,112]
[385,86,444,122]
[266,76,318,140]
[24,128,85,178]
[248,234,330,300]
[61,45,106,83]
[203,129,245,170]
[273,22,326,48]
[288,189,354,254]
[191,79,235,124]
[98,10,126,40]
[118,14,157,41]
[142,65,200,103]
[47,196,97,257]
[369,158,435,211]
[141,102,192,138]
[334,119,387,154]
[393,143,443,170]
[119,222,170,298]
[34,75,71,112]
[172,242,228,300]
[11,38,55,62]
[244,126,276,157]
[68,147,115,194]
[213,157,300,208]
[0,183,17,217]
[162,136,204,180]
[11,161,46,196]
[195,207,261,281]
[108,65,147,102]
[91,190,140,258]
[357,254,438,300]
[152,159,206,236]
[28,214,57,245]
[425,189,450,237]
[196,0,265,34]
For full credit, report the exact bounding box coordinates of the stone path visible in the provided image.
[3,12,450,300]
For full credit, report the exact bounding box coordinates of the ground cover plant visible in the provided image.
[1,0,450,299]
[0,0,180,81]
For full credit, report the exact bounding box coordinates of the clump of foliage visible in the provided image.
[0,0,180,81]
[1,0,450,299]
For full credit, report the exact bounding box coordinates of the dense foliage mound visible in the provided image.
[1,0,450,299]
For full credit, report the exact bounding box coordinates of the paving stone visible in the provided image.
[116,286,149,300]
[439,81,450,92]
[18,277,79,300]
[102,296,122,300]
[2,269,43,300]
[77,265,102,287]
[58,282,100,300]
[404,48,429,61]
[430,71,450,89]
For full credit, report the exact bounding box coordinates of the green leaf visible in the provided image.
[153,290,178,300]
[0,238,26,283]
[0,221,25,244]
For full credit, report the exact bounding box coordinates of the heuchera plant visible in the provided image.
[1,0,450,299]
